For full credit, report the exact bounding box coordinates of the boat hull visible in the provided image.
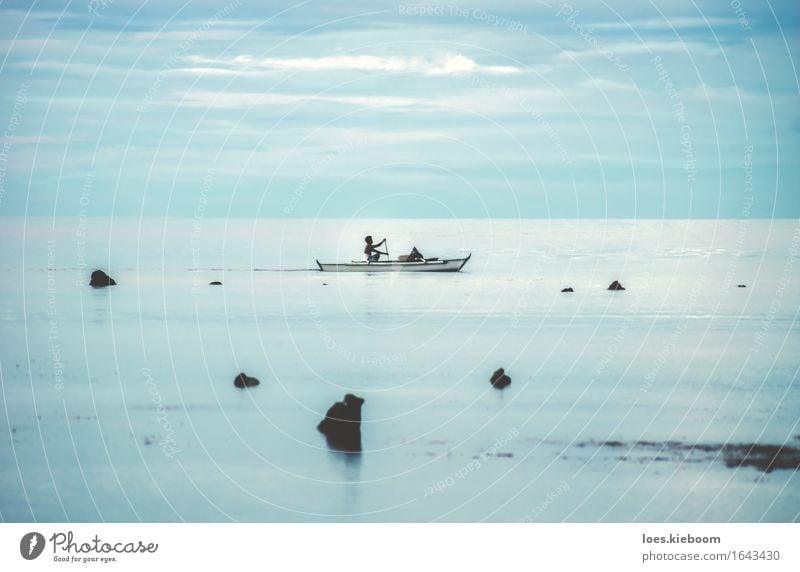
[316,254,471,272]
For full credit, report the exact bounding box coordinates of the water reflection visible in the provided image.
[327,448,362,518]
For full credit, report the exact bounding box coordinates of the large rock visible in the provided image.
[561,287,574,293]
[233,372,260,388]
[607,280,625,291]
[89,270,116,288]
[490,368,511,389]
[209,281,222,286]
[317,393,364,452]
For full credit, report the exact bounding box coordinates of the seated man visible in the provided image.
[364,235,387,262]
[398,247,425,262]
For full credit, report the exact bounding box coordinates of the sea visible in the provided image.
[0,217,798,522]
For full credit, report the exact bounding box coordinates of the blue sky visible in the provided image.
[0,0,797,218]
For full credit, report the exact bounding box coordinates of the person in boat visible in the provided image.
[398,247,425,262]
[364,236,388,262]
[408,246,424,261]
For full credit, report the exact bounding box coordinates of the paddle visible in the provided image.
[384,239,389,261]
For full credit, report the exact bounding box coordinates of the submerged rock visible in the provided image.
[317,393,364,452]
[561,287,574,293]
[209,281,222,286]
[233,372,260,388]
[89,270,116,288]
[490,368,511,389]
[607,280,625,291]
[737,284,746,288]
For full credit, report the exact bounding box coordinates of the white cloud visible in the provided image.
[557,40,719,62]
[577,78,638,92]
[183,53,523,75]
[682,83,751,101]
[426,54,520,75]
[590,17,741,30]
[173,90,424,109]
[2,135,78,145]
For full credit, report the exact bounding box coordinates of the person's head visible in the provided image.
[364,235,373,244]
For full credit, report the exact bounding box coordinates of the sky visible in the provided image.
[0,0,798,218]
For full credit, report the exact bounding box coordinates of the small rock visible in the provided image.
[490,368,511,389]
[607,280,625,291]
[233,372,260,388]
[318,393,364,452]
[90,269,117,288]
[209,281,222,286]
[322,282,328,286]
[737,284,746,288]
[561,287,574,293]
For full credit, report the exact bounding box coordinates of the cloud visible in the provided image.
[182,53,523,75]
[2,136,79,145]
[577,78,638,92]
[557,40,719,62]
[682,83,751,101]
[173,90,424,109]
[590,17,742,30]
[425,54,520,75]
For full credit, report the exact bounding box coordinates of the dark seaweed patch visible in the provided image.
[577,439,800,473]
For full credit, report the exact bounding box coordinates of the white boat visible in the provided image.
[316,254,471,273]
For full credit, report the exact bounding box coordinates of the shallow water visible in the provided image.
[1,218,798,521]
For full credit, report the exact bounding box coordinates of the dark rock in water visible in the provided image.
[561,287,574,293]
[490,368,511,389]
[209,281,222,285]
[90,270,116,288]
[322,282,328,286]
[607,280,625,291]
[737,284,746,288]
[318,393,364,452]
[233,372,260,388]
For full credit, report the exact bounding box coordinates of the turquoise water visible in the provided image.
[1,218,798,521]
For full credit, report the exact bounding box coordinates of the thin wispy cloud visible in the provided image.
[557,40,720,62]
[174,90,424,109]
[590,17,743,30]
[184,53,523,75]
